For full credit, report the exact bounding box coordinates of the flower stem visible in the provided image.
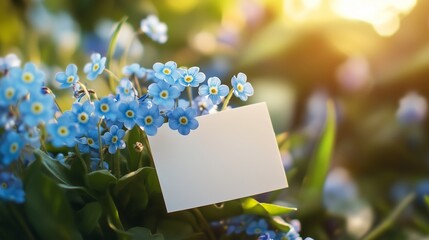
[141,131,155,168]
[97,119,104,169]
[77,82,92,103]
[362,193,416,240]
[221,89,234,111]
[133,75,142,97]
[105,68,120,81]
[114,150,121,178]
[192,208,216,240]
[187,87,193,107]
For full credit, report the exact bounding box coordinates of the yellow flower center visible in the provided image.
[163,68,171,75]
[10,143,18,153]
[92,64,99,72]
[101,104,109,112]
[58,126,68,136]
[31,102,43,114]
[87,138,94,145]
[126,110,134,118]
[179,116,188,125]
[210,87,218,95]
[5,88,14,99]
[145,116,153,125]
[1,182,7,189]
[184,75,193,83]
[67,76,74,83]
[160,90,168,99]
[112,136,118,143]
[237,83,244,92]
[22,72,34,83]
[78,113,89,123]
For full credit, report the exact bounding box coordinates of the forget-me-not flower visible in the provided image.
[0,172,25,203]
[9,62,45,91]
[19,92,54,127]
[55,64,79,88]
[122,63,146,79]
[153,61,180,85]
[0,53,21,73]
[148,80,180,109]
[140,15,168,44]
[0,131,24,166]
[117,100,139,129]
[0,77,26,107]
[116,78,137,102]
[168,107,199,135]
[136,105,164,136]
[77,129,100,153]
[94,96,118,120]
[84,53,106,80]
[102,125,126,154]
[178,67,206,87]
[198,77,229,105]
[47,113,78,147]
[246,219,269,235]
[232,72,254,101]
[70,101,98,133]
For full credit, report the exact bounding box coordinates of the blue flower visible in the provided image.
[0,131,24,166]
[396,91,427,124]
[0,53,21,73]
[140,15,168,44]
[9,62,45,91]
[94,96,118,120]
[47,113,78,147]
[153,61,180,85]
[117,100,139,129]
[116,78,137,102]
[148,80,180,109]
[136,106,164,136]
[258,231,276,240]
[83,53,106,80]
[231,72,254,101]
[77,129,100,153]
[178,67,206,87]
[19,92,54,127]
[0,172,25,203]
[168,107,199,135]
[0,77,26,106]
[198,77,229,105]
[70,101,98,133]
[246,219,269,236]
[55,64,79,88]
[102,125,126,154]
[122,63,146,79]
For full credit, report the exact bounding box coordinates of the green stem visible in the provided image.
[133,75,142,97]
[97,119,104,169]
[74,145,88,173]
[221,89,234,111]
[9,204,35,240]
[77,82,92,103]
[362,193,416,240]
[141,132,154,168]
[192,208,216,240]
[114,150,121,178]
[187,87,193,107]
[105,68,120,81]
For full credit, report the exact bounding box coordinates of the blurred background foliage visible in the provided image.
[2,0,429,239]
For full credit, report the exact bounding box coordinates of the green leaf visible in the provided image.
[425,195,429,209]
[24,159,82,240]
[125,125,144,171]
[87,169,117,192]
[99,191,130,239]
[299,100,336,216]
[106,16,128,91]
[157,219,195,240]
[33,148,75,185]
[76,202,102,236]
[241,198,296,217]
[127,227,164,240]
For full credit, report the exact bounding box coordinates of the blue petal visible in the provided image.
[207,77,220,87]
[218,85,230,97]
[178,126,191,135]
[66,64,78,75]
[55,72,67,83]
[169,119,180,130]
[153,62,164,72]
[244,83,254,95]
[198,85,209,96]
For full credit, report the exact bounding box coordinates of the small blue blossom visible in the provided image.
[136,106,164,136]
[102,125,126,154]
[116,78,137,102]
[117,100,139,129]
[47,114,78,147]
[178,67,206,87]
[246,219,269,236]
[140,15,168,44]
[122,63,146,79]
[153,61,180,85]
[168,107,199,135]
[258,232,275,240]
[0,77,26,106]
[148,80,180,109]
[396,91,427,124]
[94,96,118,120]
[0,131,24,166]
[0,172,25,203]
[198,77,229,105]
[231,72,254,101]
[0,53,21,73]
[55,64,79,88]
[9,62,45,91]
[77,129,100,153]
[70,101,98,133]
[19,92,54,127]
[0,106,15,129]
[83,53,106,80]
[19,125,41,149]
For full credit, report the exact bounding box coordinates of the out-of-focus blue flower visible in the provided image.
[198,77,229,105]
[148,80,180,109]
[0,106,15,129]
[55,153,68,166]
[123,63,146,79]
[0,172,25,203]
[77,129,100,153]
[140,15,168,44]
[396,91,427,124]
[0,77,26,106]
[117,100,139,129]
[94,96,118,120]
[102,125,126,154]
[9,63,45,91]
[258,232,275,240]
[19,125,41,149]
[223,215,254,235]
[83,53,106,80]
[0,54,21,73]
[70,101,98,133]
[136,106,164,136]
[55,64,79,88]
[416,180,429,206]
[19,93,54,127]
[116,78,137,102]
[47,113,78,147]
[246,219,269,235]
[153,61,180,85]
[90,157,108,171]
[168,107,199,135]
[178,67,206,87]
[231,72,254,101]
[0,131,23,166]
[323,168,359,215]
